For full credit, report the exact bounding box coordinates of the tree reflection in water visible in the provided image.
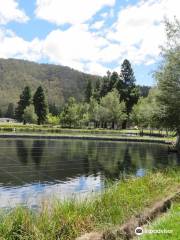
[31,140,45,168]
[16,140,28,165]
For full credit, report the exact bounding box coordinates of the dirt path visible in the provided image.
[76,189,180,240]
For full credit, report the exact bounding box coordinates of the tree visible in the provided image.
[89,97,101,128]
[33,86,48,125]
[108,71,119,92]
[15,86,31,122]
[100,75,110,98]
[60,97,79,127]
[77,103,89,127]
[93,79,101,102]
[138,85,151,97]
[131,98,150,131]
[120,59,136,86]
[131,88,161,132]
[85,80,93,102]
[23,105,37,124]
[47,113,60,125]
[100,89,127,129]
[5,103,14,118]
[119,59,139,128]
[155,19,180,146]
[49,103,60,116]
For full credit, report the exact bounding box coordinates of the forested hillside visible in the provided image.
[0,58,99,112]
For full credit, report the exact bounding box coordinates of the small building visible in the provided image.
[0,118,17,123]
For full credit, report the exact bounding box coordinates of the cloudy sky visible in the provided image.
[0,0,179,85]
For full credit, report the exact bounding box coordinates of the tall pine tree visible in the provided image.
[93,79,101,102]
[108,71,119,92]
[15,86,31,122]
[100,75,109,98]
[120,59,136,86]
[120,59,139,128]
[33,86,48,125]
[85,80,93,103]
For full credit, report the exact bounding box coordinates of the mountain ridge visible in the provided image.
[0,58,99,112]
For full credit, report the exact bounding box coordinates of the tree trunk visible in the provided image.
[122,120,127,129]
[140,129,144,136]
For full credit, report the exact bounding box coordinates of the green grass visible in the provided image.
[0,170,179,240]
[0,123,175,137]
[0,123,175,143]
[0,132,175,144]
[140,197,180,240]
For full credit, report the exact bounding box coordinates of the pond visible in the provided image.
[0,138,179,208]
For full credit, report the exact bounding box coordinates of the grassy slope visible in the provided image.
[0,171,179,240]
[140,198,180,240]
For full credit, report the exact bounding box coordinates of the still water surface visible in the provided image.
[0,138,179,208]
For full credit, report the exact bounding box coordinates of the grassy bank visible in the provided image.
[0,170,179,240]
[0,123,175,137]
[140,196,180,240]
[0,124,175,143]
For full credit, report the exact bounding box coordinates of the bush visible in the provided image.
[47,113,60,125]
[23,105,37,124]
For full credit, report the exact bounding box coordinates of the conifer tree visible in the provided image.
[15,86,31,122]
[100,76,109,98]
[120,59,139,128]
[93,79,101,102]
[85,80,93,102]
[108,71,119,92]
[33,86,48,125]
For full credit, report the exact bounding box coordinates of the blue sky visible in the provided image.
[0,0,179,86]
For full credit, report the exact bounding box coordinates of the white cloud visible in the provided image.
[85,62,108,75]
[107,0,180,64]
[101,12,109,18]
[0,29,42,61]
[0,0,29,24]
[0,25,109,75]
[0,0,180,77]
[91,20,105,30]
[33,0,180,73]
[41,24,108,69]
[98,43,125,63]
[35,0,115,25]
[0,175,101,208]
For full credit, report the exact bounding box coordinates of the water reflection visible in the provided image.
[0,175,102,208]
[0,139,179,208]
[16,140,28,165]
[31,140,45,168]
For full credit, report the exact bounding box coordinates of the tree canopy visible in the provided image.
[155,19,180,133]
